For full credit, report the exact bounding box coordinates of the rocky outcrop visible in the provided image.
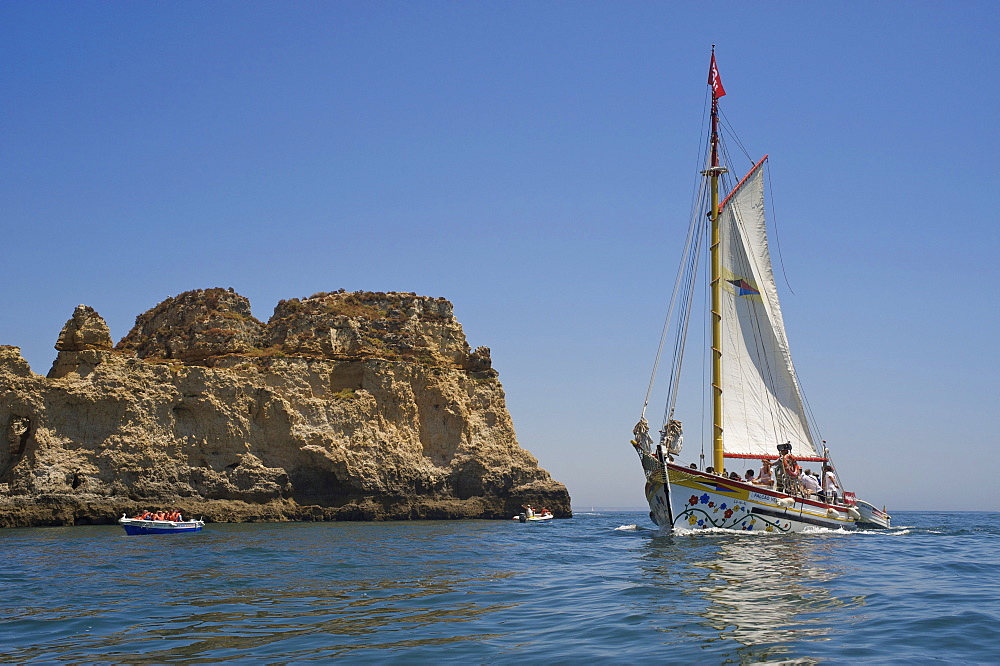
[116,288,264,363]
[0,290,570,527]
[55,305,114,352]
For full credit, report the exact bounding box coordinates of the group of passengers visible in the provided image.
[692,453,841,503]
[132,510,184,522]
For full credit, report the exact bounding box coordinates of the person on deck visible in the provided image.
[822,469,840,504]
[753,460,774,487]
[744,469,756,483]
[800,469,821,497]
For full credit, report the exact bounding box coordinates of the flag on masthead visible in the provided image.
[708,53,726,98]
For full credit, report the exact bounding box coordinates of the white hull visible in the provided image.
[643,461,889,533]
[119,515,205,535]
[513,512,554,522]
[855,499,891,529]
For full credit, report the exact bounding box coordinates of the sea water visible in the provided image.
[1,511,998,663]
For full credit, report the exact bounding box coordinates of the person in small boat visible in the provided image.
[752,460,774,487]
[522,504,535,518]
[799,469,821,497]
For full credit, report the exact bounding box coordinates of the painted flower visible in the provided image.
[699,494,710,504]
[708,502,715,508]
[688,495,699,506]
[688,515,698,525]
[697,520,704,527]
[765,525,774,532]
[720,502,727,510]
[724,509,733,519]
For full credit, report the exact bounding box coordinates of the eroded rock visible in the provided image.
[0,290,570,527]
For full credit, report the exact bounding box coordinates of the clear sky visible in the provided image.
[3,2,998,512]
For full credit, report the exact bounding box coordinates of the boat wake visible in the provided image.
[672,526,774,537]
[664,524,917,539]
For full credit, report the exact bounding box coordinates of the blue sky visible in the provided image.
[3,2,998,512]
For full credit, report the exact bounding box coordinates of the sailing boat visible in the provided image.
[631,50,890,533]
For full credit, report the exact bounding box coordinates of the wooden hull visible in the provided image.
[645,462,865,533]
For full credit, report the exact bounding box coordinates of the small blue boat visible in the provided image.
[118,513,205,535]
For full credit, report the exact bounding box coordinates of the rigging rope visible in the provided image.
[640,93,715,419]
[640,186,704,418]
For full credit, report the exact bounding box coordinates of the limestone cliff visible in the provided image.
[0,290,570,527]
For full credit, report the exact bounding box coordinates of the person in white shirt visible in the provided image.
[799,469,821,496]
[822,469,840,503]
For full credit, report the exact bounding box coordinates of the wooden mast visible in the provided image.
[707,46,727,475]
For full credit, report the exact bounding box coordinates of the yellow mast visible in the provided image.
[707,47,727,474]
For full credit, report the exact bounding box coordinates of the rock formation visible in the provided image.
[0,289,570,527]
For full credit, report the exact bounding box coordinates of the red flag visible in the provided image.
[708,53,726,98]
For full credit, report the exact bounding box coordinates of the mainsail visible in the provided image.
[717,161,820,460]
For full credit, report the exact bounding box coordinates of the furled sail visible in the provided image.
[717,161,819,460]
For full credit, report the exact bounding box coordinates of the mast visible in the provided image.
[706,47,727,474]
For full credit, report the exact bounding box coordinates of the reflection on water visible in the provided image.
[5,514,975,662]
[77,572,515,662]
[1,523,523,662]
[640,531,862,661]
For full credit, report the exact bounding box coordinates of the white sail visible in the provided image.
[717,162,818,460]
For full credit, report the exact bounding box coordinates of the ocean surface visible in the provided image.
[1,511,998,664]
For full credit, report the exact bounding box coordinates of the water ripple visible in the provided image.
[1,512,998,662]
